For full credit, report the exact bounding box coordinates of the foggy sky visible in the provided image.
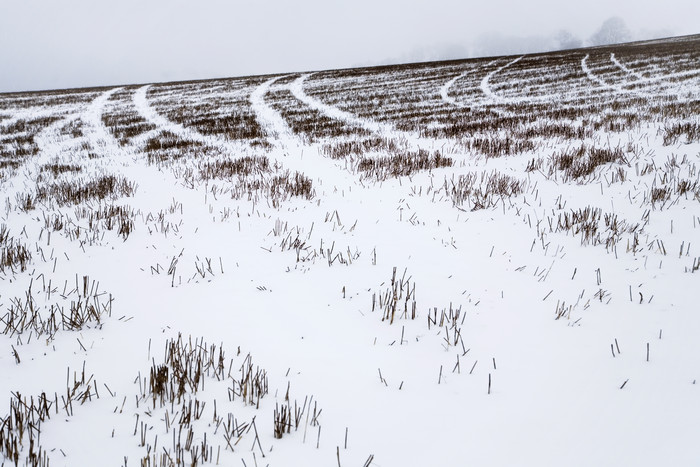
[0,0,698,93]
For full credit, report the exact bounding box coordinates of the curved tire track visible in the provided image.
[609,53,700,100]
[82,87,134,158]
[479,56,522,104]
[440,60,497,107]
[287,74,453,153]
[289,74,398,137]
[133,85,227,150]
[248,75,364,184]
[132,78,351,186]
[610,53,646,81]
[248,76,295,141]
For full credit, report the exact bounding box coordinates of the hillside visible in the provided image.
[1,35,699,466]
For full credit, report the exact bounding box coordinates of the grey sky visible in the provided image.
[1,0,697,93]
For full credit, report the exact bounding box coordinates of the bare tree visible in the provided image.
[555,30,583,50]
[589,17,632,46]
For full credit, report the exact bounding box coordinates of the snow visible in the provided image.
[1,35,699,466]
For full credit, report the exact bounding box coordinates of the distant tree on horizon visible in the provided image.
[589,17,632,46]
[555,30,583,50]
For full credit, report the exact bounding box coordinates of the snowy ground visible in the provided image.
[1,35,699,466]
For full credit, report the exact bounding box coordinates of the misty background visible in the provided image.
[0,0,697,93]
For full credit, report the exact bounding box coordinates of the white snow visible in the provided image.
[1,36,700,467]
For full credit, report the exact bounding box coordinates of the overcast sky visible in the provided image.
[1,0,698,93]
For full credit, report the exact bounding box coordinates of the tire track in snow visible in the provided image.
[134,83,258,153]
[82,87,246,228]
[135,80,301,157]
[21,90,121,169]
[83,88,134,157]
[31,89,127,169]
[608,53,700,99]
[610,53,646,81]
[609,53,700,84]
[3,91,123,205]
[132,79,351,186]
[287,74,453,153]
[439,72,466,106]
[582,54,697,100]
[606,53,664,97]
[440,60,498,107]
[442,59,576,109]
[479,56,522,104]
[581,54,666,98]
[581,54,614,90]
[248,75,295,141]
[133,85,227,149]
[251,75,458,262]
[440,60,535,116]
[580,54,650,97]
[133,84,280,164]
[289,74,399,137]
[248,75,366,184]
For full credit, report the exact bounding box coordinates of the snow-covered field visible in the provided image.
[1,35,699,466]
